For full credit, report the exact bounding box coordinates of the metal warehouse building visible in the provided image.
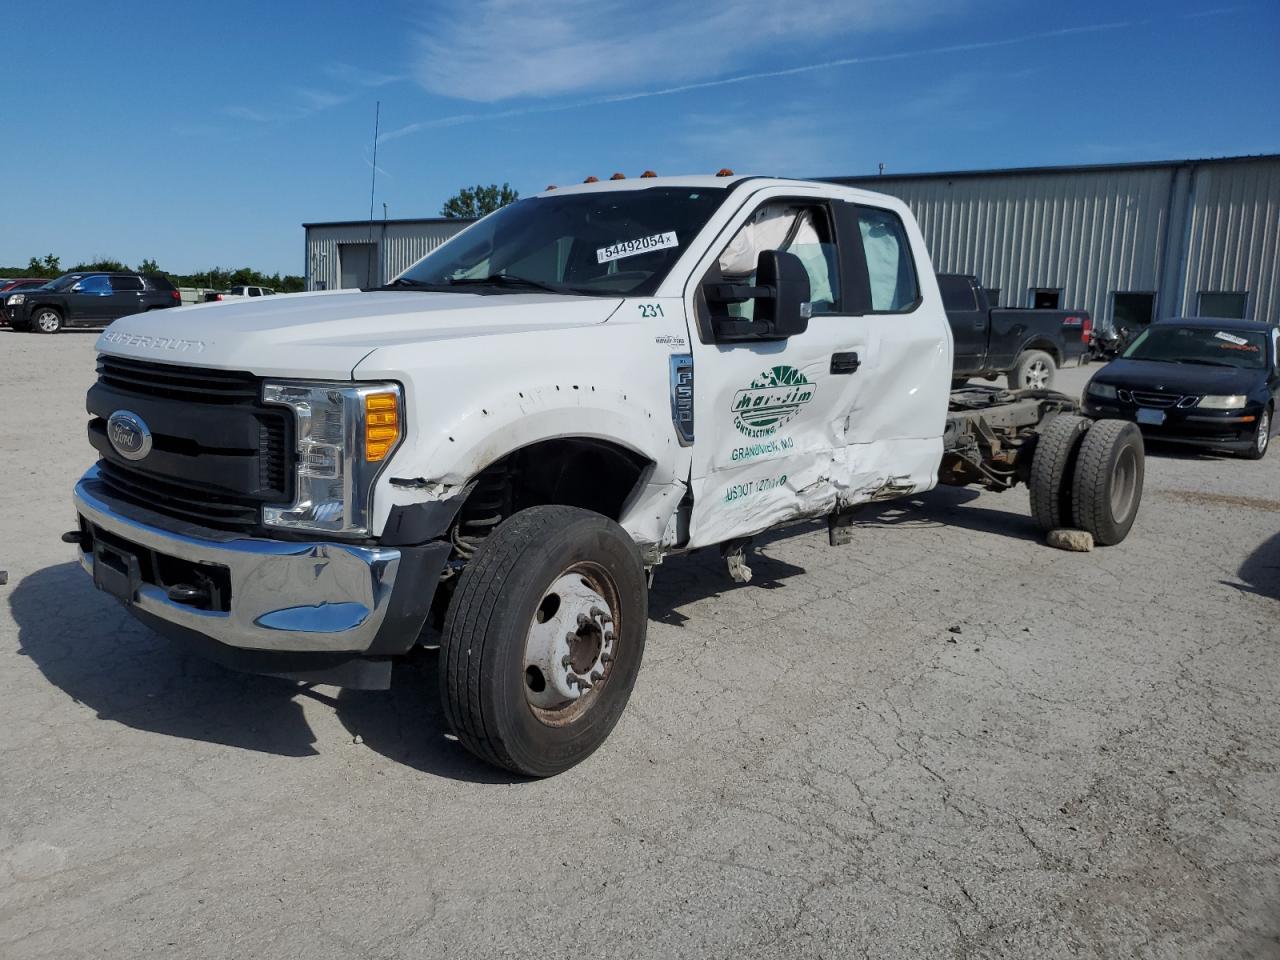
[303,217,473,291]
[304,154,1279,332]
[831,153,1280,332]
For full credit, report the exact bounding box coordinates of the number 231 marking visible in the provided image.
[637,303,665,318]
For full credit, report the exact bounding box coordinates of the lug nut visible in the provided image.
[577,613,589,627]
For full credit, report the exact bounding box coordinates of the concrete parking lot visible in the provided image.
[1,329,1277,959]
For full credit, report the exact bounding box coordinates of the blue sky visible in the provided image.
[2,0,1277,275]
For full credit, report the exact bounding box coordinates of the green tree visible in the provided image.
[26,254,60,277]
[137,258,160,273]
[440,182,518,219]
[71,258,129,272]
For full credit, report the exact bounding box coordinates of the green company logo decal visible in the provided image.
[731,366,817,438]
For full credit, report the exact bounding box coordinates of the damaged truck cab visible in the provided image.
[70,175,1142,776]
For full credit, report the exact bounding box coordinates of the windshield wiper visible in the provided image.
[1173,357,1236,367]
[379,277,450,291]
[445,274,564,294]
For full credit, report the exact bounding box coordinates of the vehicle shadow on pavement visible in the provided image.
[1231,530,1280,601]
[9,562,517,783]
[854,484,1041,541]
[648,531,811,627]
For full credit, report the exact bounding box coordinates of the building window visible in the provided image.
[1197,291,1249,320]
[1030,288,1061,309]
[1112,292,1155,333]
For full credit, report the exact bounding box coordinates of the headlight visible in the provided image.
[1086,381,1117,400]
[8,293,25,305]
[262,380,403,535]
[1198,394,1247,410]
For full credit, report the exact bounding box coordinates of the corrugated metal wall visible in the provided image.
[1179,158,1280,322]
[843,167,1172,330]
[837,156,1280,329]
[304,220,471,290]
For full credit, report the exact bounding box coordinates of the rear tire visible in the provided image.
[1029,414,1090,532]
[1071,419,1144,546]
[440,505,648,777]
[1242,405,1271,460]
[33,307,63,334]
[1009,349,1056,391]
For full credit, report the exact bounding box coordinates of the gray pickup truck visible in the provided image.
[940,273,1090,391]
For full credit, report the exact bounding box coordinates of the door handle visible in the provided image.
[830,352,861,374]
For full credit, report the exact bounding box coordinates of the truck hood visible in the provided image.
[95,289,624,379]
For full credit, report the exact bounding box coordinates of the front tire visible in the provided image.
[1242,405,1271,460]
[1009,349,1056,391]
[32,307,63,334]
[440,505,648,777]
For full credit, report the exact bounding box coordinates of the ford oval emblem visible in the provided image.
[106,410,153,461]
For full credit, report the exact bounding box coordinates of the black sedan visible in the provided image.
[1082,318,1278,460]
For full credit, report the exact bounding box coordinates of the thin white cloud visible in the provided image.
[381,19,1132,143]
[324,62,406,87]
[411,0,941,103]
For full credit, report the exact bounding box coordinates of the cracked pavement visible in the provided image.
[2,330,1278,958]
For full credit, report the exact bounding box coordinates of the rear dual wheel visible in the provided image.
[440,505,647,777]
[1030,416,1143,545]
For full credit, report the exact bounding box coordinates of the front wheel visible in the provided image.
[440,505,648,776]
[32,307,63,334]
[1242,406,1271,460]
[1009,349,1056,391]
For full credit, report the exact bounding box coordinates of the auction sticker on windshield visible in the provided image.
[597,232,678,264]
[1214,331,1249,346]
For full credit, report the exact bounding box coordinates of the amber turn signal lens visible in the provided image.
[365,392,400,462]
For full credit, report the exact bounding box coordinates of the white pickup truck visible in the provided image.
[203,285,276,302]
[69,174,1145,775]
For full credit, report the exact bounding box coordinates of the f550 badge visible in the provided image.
[732,366,816,438]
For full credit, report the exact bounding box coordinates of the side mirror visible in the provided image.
[754,250,811,337]
[704,249,812,342]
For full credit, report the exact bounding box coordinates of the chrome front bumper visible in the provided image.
[73,466,404,654]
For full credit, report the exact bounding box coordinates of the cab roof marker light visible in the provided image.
[610,172,625,180]
[716,168,735,177]
[641,170,657,178]
[583,176,599,183]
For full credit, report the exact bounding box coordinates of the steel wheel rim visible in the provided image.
[522,561,621,727]
[1110,445,1139,521]
[1026,360,1049,390]
[36,311,58,332]
[1258,411,1270,454]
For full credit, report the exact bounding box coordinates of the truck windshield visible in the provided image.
[395,187,729,297]
[1123,325,1268,370]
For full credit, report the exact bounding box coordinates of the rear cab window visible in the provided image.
[112,275,144,291]
[855,207,919,313]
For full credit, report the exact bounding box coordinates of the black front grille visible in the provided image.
[97,355,259,404]
[91,356,293,532]
[97,460,263,529]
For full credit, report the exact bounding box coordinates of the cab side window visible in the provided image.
[714,202,840,320]
[856,207,918,312]
[78,275,111,295]
[113,275,144,291]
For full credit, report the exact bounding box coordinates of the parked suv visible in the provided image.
[6,272,180,333]
[0,278,49,326]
